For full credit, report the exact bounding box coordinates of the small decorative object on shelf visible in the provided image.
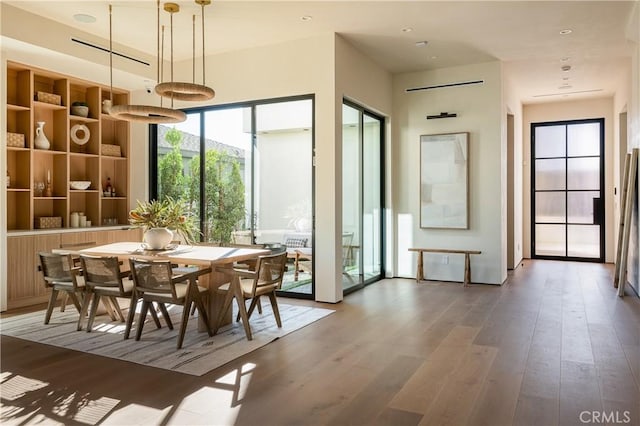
[7,132,25,148]
[104,177,112,197]
[70,124,90,145]
[35,216,62,229]
[6,171,10,188]
[34,181,44,197]
[101,144,121,157]
[36,91,61,105]
[34,121,50,150]
[44,169,52,197]
[70,212,79,228]
[70,101,89,117]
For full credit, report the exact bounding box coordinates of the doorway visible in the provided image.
[531,118,604,262]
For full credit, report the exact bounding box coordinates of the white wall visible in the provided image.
[503,66,524,270]
[393,61,506,285]
[523,98,615,261]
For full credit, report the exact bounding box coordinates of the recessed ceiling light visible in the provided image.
[559,85,573,89]
[73,13,96,23]
[562,77,570,81]
[301,15,312,21]
[415,41,428,48]
[561,65,572,72]
[559,29,572,35]
[561,57,571,62]
[430,56,438,60]
[402,27,413,33]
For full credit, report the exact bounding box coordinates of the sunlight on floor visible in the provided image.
[0,372,121,425]
[98,363,256,425]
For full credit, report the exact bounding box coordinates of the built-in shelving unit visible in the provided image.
[5,61,131,231]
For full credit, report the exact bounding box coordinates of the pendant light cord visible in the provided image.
[109,4,113,102]
[201,2,206,86]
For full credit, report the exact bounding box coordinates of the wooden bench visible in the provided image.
[408,248,481,287]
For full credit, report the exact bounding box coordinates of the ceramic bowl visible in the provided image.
[71,105,89,117]
[69,181,91,190]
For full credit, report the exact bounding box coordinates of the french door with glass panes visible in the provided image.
[531,118,604,262]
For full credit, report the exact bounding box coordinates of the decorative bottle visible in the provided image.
[104,177,112,197]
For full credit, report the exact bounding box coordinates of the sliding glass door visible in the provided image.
[342,101,384,293]
[152,96,314,298]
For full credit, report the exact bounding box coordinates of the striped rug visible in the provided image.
[0,302,333,376]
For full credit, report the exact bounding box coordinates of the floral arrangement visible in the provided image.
[128,197,199,244]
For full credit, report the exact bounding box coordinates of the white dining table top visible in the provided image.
[57,242,269,266]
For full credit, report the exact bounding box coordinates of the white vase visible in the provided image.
[143,227,174,250]
[34,121,50,150]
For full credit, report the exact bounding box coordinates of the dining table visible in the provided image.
[54,241,269,332]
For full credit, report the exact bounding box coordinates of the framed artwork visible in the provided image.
[420,132,469,229]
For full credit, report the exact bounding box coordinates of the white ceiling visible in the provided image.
[5,1,637,104]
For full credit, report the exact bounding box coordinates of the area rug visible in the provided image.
[0,302,333,376]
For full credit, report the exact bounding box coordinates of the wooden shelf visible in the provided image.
[7,103,29,111]
[33,100,66,111]
[70,115,99,123]
[5,60,130,233]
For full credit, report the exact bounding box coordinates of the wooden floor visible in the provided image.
[1,259,639,426]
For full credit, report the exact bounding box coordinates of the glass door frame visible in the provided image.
[530,118,605,262]
[342,99,385,294]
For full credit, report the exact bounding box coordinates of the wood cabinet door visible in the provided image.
[7,234,61,309]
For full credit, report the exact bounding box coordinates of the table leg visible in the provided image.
[417,251,424,282]
[464,253,471,287]
[197,265,233,332]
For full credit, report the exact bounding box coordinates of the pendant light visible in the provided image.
[154,0,215,101]
[107,2,186,124]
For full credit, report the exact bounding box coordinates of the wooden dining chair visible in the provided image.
[214,251,288,340]
[77,254,137,333]
[128,258,213,349]
[38,252,85,324]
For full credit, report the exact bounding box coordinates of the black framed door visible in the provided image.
[531,118,605,262]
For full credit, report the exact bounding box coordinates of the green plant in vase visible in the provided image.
[129,197,199,247]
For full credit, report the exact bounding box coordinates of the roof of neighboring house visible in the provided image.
[157,126,245,159]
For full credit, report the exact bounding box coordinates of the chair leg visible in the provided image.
[177,289,193,349]
[68,291,82,313]
[124,292,138,340]
[268,292,282,327]
[44,289,59,325]
[59,292,68,312]
[136,300,150,341]
[233,281,252,340]
[86,294,101,332]
[77,291,92,331]
[102,296,118,321]
[158,303,173,330]
[109,296,125,322]
[246,296,260,319]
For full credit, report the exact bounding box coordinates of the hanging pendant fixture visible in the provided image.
[107,2,186,124]
[155,0,215,102]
